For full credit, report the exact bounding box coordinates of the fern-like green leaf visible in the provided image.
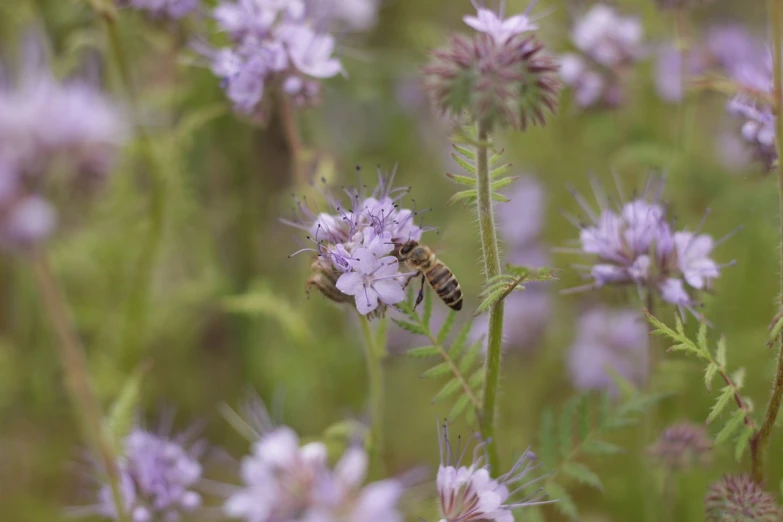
[697,322,708,352]
[423,288,433,327]
[490,176,519,191]
[447,189,478,206]
[490,163,513,179]
[459,340,483,373]
[437,310,457,344]
[449,394,471,421]
[704,363,719,391]
[715,409,746,445]
[539,409,556,466]
[406,345,440,358]
[707,386,735,423]
[392,319,427,336]
[448,320,474,358]
[732,368,745,388]
[491,192,510,203]
[445,172,476,186]
[559,399,577,458]
[546,482,577,520]
[433,378,462,403]
[561,462,603,491]
[451,152,477,174]
[577,395,590,442]
[735,425,754,462]
[420,362,452,379]
[452,143,476,160]
[716,337,727,368]
[105,362,150,452]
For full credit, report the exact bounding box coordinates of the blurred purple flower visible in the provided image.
[654,45,709,103]
[705,475,781,522]
[436,424,553,521]
[559,4,642,109]
[564,176,731,316]
[122,0,199,19]
[0,33,126,251]
[225,425,404,522]
[463,5,537,43]
[568,308,648,395]
[85,426,205,522]
[706,25,766,80]
[498,175,545,250]
[647,422,712,470]
[284,167,427,317]
[305,0,380,32]
[203,0,344,116]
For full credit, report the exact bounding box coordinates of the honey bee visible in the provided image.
[396,240,463,311]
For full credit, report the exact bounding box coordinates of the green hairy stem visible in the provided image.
[475,121,505,473]
[31,252,129,522]
[358,313,387,474]
[752,0,783,484]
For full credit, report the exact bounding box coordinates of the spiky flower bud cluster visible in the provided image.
[647,422,711,470]
[422,6,560,131]
[704,475,781,522]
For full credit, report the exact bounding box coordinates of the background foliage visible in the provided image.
[0,0,777,520]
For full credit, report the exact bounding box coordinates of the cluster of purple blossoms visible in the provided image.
[647,421,712,471]
[86,426,205,522]
[704,475,781,522]
[120,0,199,19]
[225,426,403,522]
[655,25,764,103]
[202,0,344,118]
[568,307,649,395]
[559,3,643,108]
[565,176,730,317]
[436,424,553,522]
[0,37,126,251]
[284,168,425,317]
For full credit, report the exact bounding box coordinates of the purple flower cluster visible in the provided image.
[566,176,728,316]
[92,427,205,522]
[568,307,649,395]
[559,4,643,108]
[121,0,199,19]
[225,426,403,522]
[202,0,344,117]
[285,169,424,316]
[436,424,553,522]
[0,39,126,251]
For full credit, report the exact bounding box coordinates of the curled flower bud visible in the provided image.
[705,474,781,522]
[422,5,560,130]
[647,422,711,470]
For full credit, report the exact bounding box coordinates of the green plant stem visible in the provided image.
[358,313,386,474]
[751,0,783,484]
[278,93,307,185]
[102,14,166,358]
[475,121,504,473]
[30,251,129,522]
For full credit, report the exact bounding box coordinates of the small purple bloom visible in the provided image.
[281,25,344,78]
[463,5,537,43]
[85,425,205,522]
[336,248,406,315]
[564,176,732,317]
[568,308,649,395]
[123,0,198,19]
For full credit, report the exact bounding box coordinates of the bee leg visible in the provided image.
[413,273,426,310]
[402,272,417,290]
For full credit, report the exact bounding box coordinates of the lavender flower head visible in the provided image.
[201,0,344,118]
[0,34,126,251]
[436,424,554,522]
[564,175,733,317]
[568,307,648,395]
[647,421,711,471]
[422,2,560,130]
[86,426,205,522]
[120,0,199,19]
[559,4,643,108]
[284,167,427,317]
[225,424,403,521]
[704,474,781,522]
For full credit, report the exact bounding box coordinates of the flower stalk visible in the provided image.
[278,92,307,186]
[30,251,128,522]
[475,121,504,473]
[358,313,387,474]
[751,0,783,484]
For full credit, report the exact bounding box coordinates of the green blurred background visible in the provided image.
[0,0,778,520]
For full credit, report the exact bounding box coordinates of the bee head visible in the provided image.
[399,240,418,257]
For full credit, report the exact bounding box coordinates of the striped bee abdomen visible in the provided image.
[426,263,463,311]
